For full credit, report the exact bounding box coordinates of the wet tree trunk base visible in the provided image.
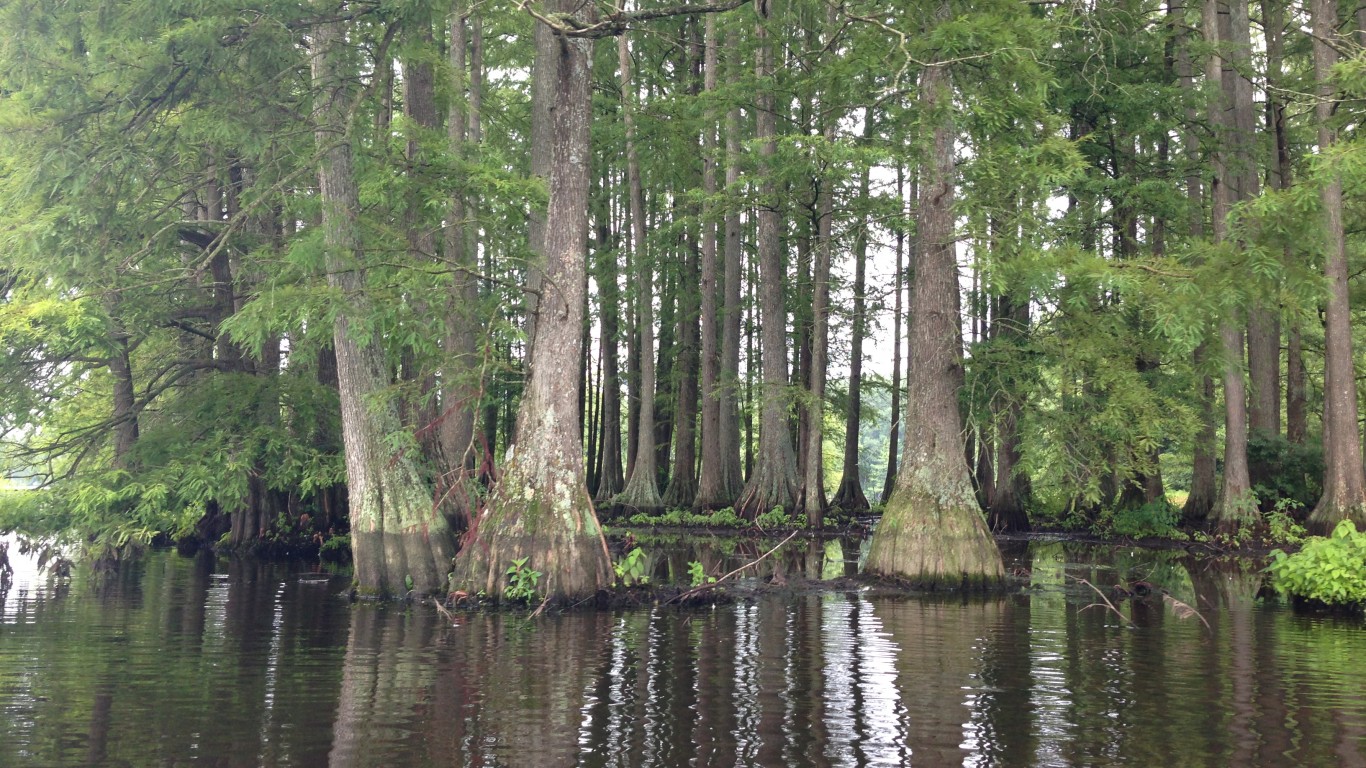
[452,460,613,601]
[353,526,454,599]
[865,490,1004,590]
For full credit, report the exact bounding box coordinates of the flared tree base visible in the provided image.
[1306,494,1366,537]
[451,461,613,601]
[735,459,796,520]
[865,490,1003,589]
[353,525,455,598]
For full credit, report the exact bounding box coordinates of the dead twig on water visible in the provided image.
[667,529,800,605]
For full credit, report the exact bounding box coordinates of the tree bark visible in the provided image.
[1308,0,1366,533]
[451,1,613,599]
[613,32,664,513]
[865,23,1003,587]
[882,169,910,505]
[697,26,746,510]
[593,175,626,502]
[831,120,873,516]
[800,9,836,525]
[734,0,798,518]
[987,288,1031,532]
[313,13,455,597]
[1204,0,1254,533]
[694,14,732,511]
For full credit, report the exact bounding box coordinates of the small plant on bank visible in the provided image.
[687,560,716,587]
[755,506,804,530]
[1268,519,1366,610]
[1265,499,1306,546]
[504,557,543,603]
[614,546,650,586]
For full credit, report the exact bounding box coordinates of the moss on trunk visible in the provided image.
[866,472,1004,589]
[450,455,612,600]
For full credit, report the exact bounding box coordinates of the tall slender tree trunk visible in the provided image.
[832,117,874,514]
[882,169,910,505]
[437,2,481,530]
[987,287,1031,532]
[614,32,663,513]
[593,174,626,502]
[1308,0,1366,533]
[107,318,138,470]
[451,2,612,599]
[800,8,837,525]
[702,28,746,508]
[663,216,701,508]
[694,14,735,511]
[1204,0,1253,533]
[865,17,1003,587]
[735,0,798,518]
[1174,0,1215,523]
[313,13,455,597]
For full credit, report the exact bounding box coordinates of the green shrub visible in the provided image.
[1103,501,1184,539]
[1268,520,1366,609]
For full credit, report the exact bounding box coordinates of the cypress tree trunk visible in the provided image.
[593,175,626,502]
[613,32,663,513]
[694,14,734,511]
[987,289,1030,532]
[1204,0,1254,533]
[881,169,909,505]
[697,27,746,509]
[1236,0,1277,492]
[734,0,798,519]
[1308,0,1366,533]
[663,221,701,508]
[1175,0,1215,524]
[831,125,873,515]
[800,29,835,524]
[865,25,1002,587]
[313,14,455,597]
[439,5,480,519]
[451,2,612,599]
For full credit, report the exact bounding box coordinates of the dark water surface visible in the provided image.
[1,535,1364,767]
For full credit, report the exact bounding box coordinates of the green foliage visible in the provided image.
[319,534,351,562]
[1268,521,1366,609]
[755,506,803,529]
[1265,501,1307,546]
[621,506,806,530]
[504,557,543,604]
[1248,433,1323,512]
[613,546,650,586]
[1096,501,1185,540]
[687,560,716,587]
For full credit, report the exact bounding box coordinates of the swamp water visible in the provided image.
[1,534,1364,767]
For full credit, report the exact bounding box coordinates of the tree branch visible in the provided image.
[521,0,752,39]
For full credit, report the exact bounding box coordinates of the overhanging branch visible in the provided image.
[521,0,752,39]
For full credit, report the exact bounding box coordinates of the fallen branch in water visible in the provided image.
[667,529,800,604]
[1161,592,1212,632]
[1069,575,1136,629]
